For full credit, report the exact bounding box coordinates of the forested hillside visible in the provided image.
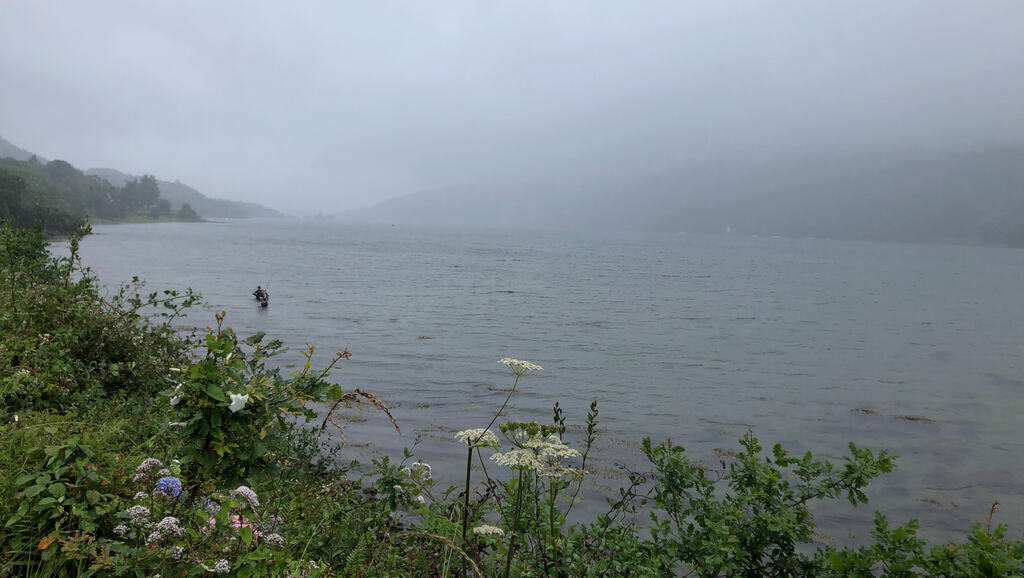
[0,157,198,234]
[87,167,283,219]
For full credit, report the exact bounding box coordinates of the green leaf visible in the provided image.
[14,473,36,487]
[48,483,66,498]
[240,525,253,546]
[25,484,48,498]
[243,332,266,346]
[327,384,344,401]
[206,384,226,401]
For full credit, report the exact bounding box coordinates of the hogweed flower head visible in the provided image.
[499,358,542,377]
[472,524,505,537]
[455,428,500,449]
[491,433,583,479]
[491,448,542,471]
[526,434,582,460]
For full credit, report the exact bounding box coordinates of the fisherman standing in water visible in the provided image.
[253,285,268,301]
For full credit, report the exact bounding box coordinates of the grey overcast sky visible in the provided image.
[1,1,1023,212]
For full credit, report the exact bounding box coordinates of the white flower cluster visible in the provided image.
[214,559,231,574]
[455,428,500,448]
[472,524,505,537]
[155,516,185,536]
[230,485,260,508]
[407,461,431,480]
[263,533,286,547]
[133,458,163,483]
[168,545,185,560]
[146,516,185,544]
[499,357,543,377]
[491,448,542,471]
[526,434,582,461]
[491,434,583,479]
[125,505,152,527]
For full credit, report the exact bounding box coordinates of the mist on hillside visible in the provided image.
[1,2,1023,242]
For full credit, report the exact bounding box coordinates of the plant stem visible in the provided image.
[477,374,519,444]
[461,444,474,573]
[503,471,527,578]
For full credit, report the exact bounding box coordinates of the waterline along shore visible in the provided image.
[2,221,1023,576]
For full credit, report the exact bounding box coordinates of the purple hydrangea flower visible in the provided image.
[155,476,183,498]
[230,485,259,508]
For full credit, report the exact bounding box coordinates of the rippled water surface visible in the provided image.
[67,220,1024,543]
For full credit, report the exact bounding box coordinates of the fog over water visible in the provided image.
[3,2,1024,216]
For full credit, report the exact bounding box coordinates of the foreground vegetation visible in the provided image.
[1,221,1022,577]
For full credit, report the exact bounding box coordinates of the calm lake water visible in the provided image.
[64,219,1024,543]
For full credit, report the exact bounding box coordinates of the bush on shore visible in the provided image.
[1,221,1022,577]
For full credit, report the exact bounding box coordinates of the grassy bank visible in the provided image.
[1,221,1022,577]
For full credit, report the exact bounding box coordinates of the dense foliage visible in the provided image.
[1,222,1022,576]
[0,157,199,234]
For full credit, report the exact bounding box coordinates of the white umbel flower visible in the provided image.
[455,428,500,448]
[499,358,543,377]
[472,524,505,537]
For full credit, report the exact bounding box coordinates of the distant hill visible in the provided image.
[0,156,204,234]
[340,147,1024,247]
[0,134,281,220]
[0,135,44,163]
[86,168,283,219]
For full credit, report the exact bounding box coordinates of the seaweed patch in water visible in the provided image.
[894,415,935,423]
